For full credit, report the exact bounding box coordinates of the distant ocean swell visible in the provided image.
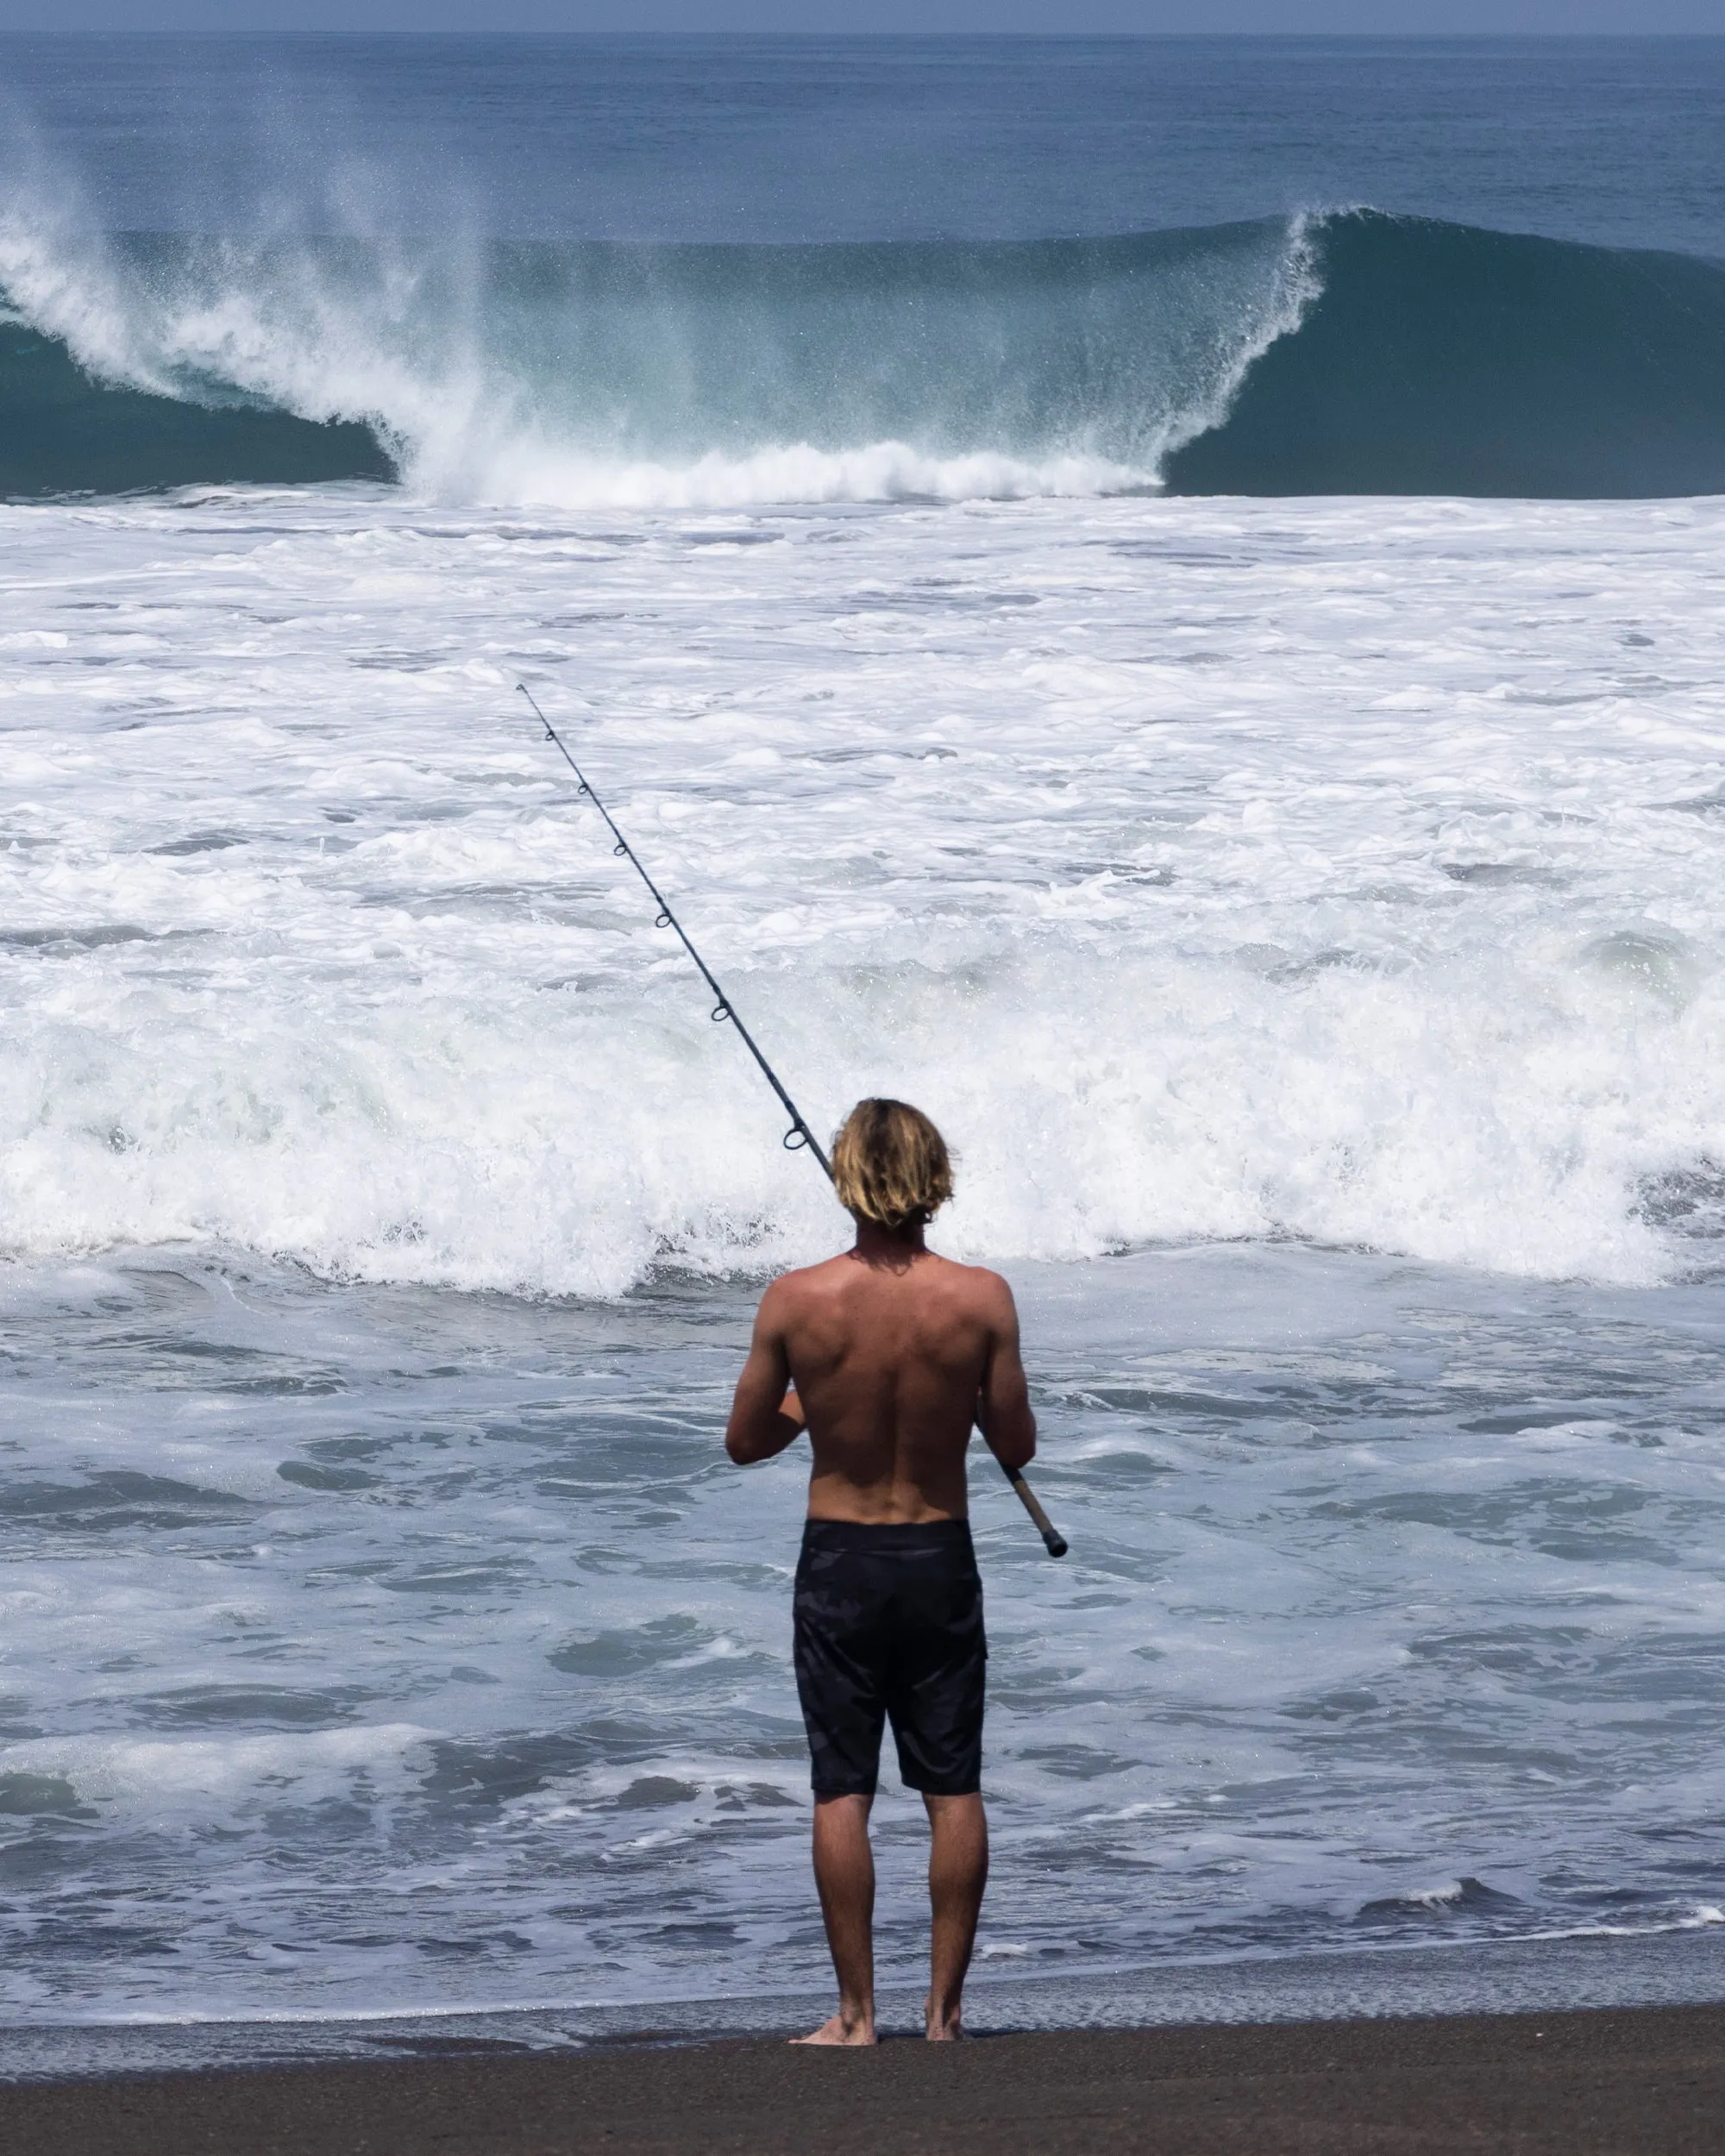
[1,210,1723,505]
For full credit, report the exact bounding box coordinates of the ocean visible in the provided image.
[3,33,1725,2068]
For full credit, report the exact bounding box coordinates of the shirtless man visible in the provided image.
[725,1098,1036,2046]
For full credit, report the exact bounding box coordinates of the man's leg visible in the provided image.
[794,1792,877,2045]
[924,1791,988,2040]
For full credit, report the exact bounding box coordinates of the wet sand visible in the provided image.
[3,2001,1721,2154]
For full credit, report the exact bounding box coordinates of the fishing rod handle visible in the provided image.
[1001,1463,1068,1557]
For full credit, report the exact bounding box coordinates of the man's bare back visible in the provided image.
[724,1217,1036,1512]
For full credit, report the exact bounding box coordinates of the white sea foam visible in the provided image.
[3,489,1725,1291]
[0,1726,437,1806]
[435,440,1153,510]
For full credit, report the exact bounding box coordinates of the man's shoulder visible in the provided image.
[929,1253,1018,1315]
[761,1249,1015,1316]
[758,1254,852,1309]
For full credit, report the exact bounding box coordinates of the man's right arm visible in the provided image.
[974,1275,1036,1472]
[724,1282,806,1466]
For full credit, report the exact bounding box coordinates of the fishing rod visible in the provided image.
[519,681,1068,1559]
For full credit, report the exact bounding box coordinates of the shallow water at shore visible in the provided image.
[3,1239,1722,2034]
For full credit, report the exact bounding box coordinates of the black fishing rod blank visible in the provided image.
[521,681,1067,1559]
[519,683,828,1169]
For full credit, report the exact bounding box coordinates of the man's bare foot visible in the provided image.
[793,2013,877,2046]
[925,1990,964,2040]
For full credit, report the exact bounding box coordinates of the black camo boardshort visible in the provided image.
[793,1518,986,1798]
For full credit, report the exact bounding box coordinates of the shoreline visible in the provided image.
[7,1924,1725,2085]
[2,2003,1721,2154]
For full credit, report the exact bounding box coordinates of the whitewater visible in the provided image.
[7,488,1725,1292]
[3,31,1725,2065]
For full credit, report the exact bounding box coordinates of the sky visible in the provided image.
[2,10,1722,34]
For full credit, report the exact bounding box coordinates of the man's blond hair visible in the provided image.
[831,1099,953,1231]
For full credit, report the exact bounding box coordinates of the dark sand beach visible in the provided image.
[4,2003,1721,2155]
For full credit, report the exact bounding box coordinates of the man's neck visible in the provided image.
[850,1217,928,1268]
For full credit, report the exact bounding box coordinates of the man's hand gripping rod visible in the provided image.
[521,683,1067,1558]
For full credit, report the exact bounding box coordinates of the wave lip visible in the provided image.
[1166,210,1725,499]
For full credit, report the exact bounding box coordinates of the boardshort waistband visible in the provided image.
[800,1517,975,1558]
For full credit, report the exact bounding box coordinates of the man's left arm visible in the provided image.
[724,1283,806,1465]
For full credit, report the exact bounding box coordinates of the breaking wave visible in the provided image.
[0,210,1722,505]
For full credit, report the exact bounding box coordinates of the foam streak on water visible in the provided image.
[3,486,1725,2026]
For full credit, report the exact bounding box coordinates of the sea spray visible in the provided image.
[0,215,1315,503]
